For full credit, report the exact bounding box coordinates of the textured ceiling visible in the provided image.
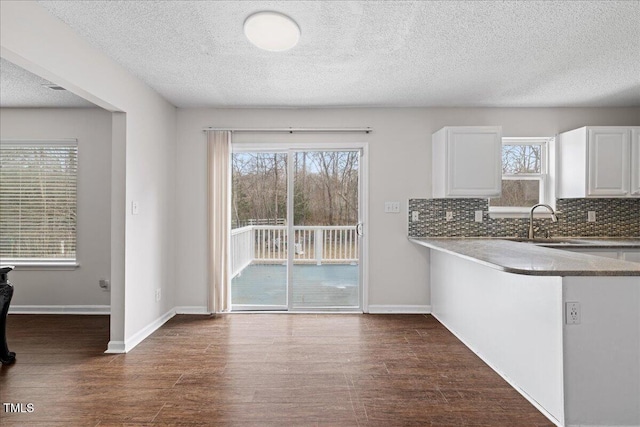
[20,1,640,107]
[0,58,96,108]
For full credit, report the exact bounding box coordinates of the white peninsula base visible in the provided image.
[430,250,640,427]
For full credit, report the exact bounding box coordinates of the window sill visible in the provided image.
[0,260,80,271]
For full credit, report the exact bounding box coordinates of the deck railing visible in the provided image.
[231,225,358,277]
[230,226,254,278]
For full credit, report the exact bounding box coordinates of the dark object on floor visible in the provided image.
[0,265,16,365]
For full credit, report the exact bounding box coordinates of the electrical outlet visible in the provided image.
[445,211,453,221]
[474,210,483,223]
[566,302,580,325]
[587,211,596,222]
[98,279,110,291]
[132,201,140,215]
[411,211,420,222]
[155,288,162,302]
[384,202,400,213]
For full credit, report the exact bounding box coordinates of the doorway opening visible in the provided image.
[230,145,367,312]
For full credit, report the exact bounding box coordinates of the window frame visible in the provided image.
[0,139,79,268]
[489,137,550,217]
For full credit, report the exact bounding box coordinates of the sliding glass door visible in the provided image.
[290,151,360,309]
[230,152,288,310]
[230,146,363,311]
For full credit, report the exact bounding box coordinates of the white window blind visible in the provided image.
[0,140,78,263]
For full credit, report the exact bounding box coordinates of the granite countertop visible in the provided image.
[410,238,640,276]
[501,237,640,249]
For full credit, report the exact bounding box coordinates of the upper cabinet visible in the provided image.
[556,126,640,198]
[432,126,502,198]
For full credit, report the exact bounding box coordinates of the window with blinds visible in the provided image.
[0,140,78,263]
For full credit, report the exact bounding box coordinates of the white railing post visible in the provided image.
[230,225,255,278]
[250,227,255,262]
[315,228,323,266]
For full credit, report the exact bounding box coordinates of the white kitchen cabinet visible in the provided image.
[432,126,502,198]
[556,126,639,198]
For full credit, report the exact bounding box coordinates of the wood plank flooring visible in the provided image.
[1,314,553,426]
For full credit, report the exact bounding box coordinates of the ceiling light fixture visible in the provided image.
[244,11,300,52]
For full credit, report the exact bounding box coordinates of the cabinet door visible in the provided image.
[587,128,630,196]
[631,127,640,197]
[446,127,502,197]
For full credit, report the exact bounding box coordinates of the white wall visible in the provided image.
[430,250,565,425]
[175,107,640,310]
[0,108,111,307]
[1,1,177,350]
[563,276,640,426]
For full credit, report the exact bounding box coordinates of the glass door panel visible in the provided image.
[230,152,288,310]
[291,151,360,309]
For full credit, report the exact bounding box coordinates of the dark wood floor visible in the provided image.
[1,314,553,426]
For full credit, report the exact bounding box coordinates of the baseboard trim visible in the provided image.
[174,306,210,315]
[431,312,562,427]
[9,305,110,315]
[105,341,125,353]
[367,305,431,314]
[105,308,176,354]
[115,308,176,353]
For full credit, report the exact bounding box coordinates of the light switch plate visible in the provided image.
[587,211,596,222]
[475,210,483,223]
[132,201,139,215]
[384,202,400,213]
[445,211,453,221]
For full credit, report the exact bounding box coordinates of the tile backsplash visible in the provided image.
[408,198,640,238]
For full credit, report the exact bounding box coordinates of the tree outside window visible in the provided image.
[490,138,550,210]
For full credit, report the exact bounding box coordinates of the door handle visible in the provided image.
[356,223,363,236]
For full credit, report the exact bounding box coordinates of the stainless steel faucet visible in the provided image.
[529,204,558,239]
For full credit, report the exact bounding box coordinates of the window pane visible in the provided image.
[231,152,287,229]
[0,143,77,260]
[502,145,542,174]
[490,180,540,207]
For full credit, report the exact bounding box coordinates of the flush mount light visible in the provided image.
[244,11,300,52]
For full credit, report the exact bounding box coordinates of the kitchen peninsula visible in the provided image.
[411,238,640,427]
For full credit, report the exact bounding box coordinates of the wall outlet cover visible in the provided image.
[565,302,581,325]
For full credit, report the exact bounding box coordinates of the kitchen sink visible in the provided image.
[506,238,586,246]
